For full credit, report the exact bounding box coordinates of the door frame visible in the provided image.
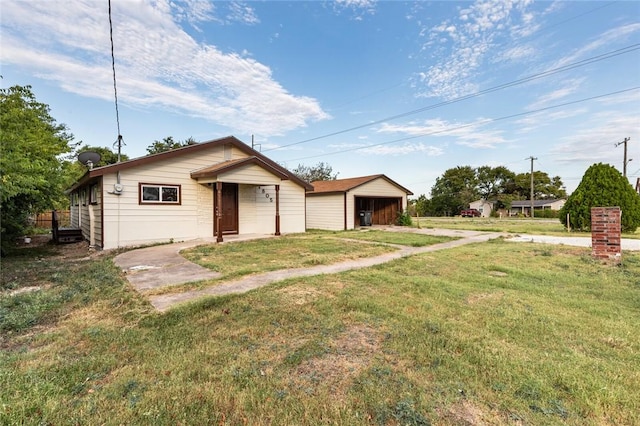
[213,182,239,237]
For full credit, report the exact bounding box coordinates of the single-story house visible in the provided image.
[67,136,312,249]
[509,199,565,216]
[468,199,495,217]
[306,175,413,231]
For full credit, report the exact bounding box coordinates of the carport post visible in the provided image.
[275,185,281,236]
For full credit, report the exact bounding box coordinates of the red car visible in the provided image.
[460,208,481,217]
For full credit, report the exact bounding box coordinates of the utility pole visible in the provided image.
[527,156,537,218]
[615,137,631,177]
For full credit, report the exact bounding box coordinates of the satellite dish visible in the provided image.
[78,151,101,169]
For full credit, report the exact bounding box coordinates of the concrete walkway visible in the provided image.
[113,228,639,312]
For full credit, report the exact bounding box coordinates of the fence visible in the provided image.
[34,210,71,228]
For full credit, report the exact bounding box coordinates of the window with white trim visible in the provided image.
[139,183,181,205]
[89,184,99,204]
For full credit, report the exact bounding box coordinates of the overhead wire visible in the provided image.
[282,86,640,163]
[108,0,125,160]
[263,43,640,153]
[320,1,619,116]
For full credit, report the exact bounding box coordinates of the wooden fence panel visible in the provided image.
[34,211,71,228]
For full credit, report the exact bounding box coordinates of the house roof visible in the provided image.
[511,199,565,208]
[309,174,413,195]
[68,136,312,192]
[190,156,289,180]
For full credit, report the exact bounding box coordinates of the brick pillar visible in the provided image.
[591,207,621,265]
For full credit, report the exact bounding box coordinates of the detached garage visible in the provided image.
[306,174,413,231]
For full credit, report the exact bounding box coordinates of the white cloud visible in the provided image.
[360,143,444,156]
[333,0,377,19]
[325,141,443,156]
[377,118,507,149]
[226,1,260,25]
[550,23,640,69]
[527,78,585,109]
[495,45,536,63]
[171,0,217,29]
[415,0,538,99]
[0,0,327,136]
[515,107,589,133]
[551,112,640,164]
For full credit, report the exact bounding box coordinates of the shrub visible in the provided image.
[560,163,640,232]
[535,209,560,219]
[396,210,413,226]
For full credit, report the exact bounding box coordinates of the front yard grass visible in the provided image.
[1,235,639,425]
[414,216,640,238]
[180,231,455,281]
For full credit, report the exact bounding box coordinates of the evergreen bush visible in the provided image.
[560,163,640,232]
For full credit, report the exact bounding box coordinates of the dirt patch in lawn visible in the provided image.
[441,399,505,425]
[467,291,504,305]
[290,324,381,398]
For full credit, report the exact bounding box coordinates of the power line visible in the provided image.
[325,2,619,114]
[108,0,124,161]
[263,43,640,153]
[282,86,640,163]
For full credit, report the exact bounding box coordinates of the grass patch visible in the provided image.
[337,229,456,247]
[413,216,640,238]
[181,231,453,281]
[1,238,639,425]
[415,216,568,235]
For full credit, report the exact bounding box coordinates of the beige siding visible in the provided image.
[101,147,229,249]
[346,195,356,229]
[98,145,306,249]
[469,199,493,217]
[70,204,79,228]
[196,183,214,237]
[219,164,282,185]
[278,181,306,234]
[238,184,259,234]
[306,194,344,231]
[244,182,306,234]
[255,184,276,233]
[68,185,102,247]
[350,179,408,205]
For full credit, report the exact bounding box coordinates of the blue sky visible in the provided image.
[2,0,639,196]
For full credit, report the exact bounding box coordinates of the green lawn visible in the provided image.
[414,216,640,238]
[1,232,639,425]
[181,231,453,279]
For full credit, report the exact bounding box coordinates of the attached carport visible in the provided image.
[306,174,413,231]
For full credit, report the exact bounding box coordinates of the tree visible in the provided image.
[412,194,431,217]
[513,172,567,200]
[560,163,640,232]
[476,166,516,200]
[77,145,128,167]
[429,166,478,216]
[146,136,198,154]
[292,162,338,183]
[62,146,129,188]
[1,85,76,252]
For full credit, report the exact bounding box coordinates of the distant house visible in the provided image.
[306,175,413,230]
[509,199,565,217]
[468,199,495,217]
[67,136,311,249]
